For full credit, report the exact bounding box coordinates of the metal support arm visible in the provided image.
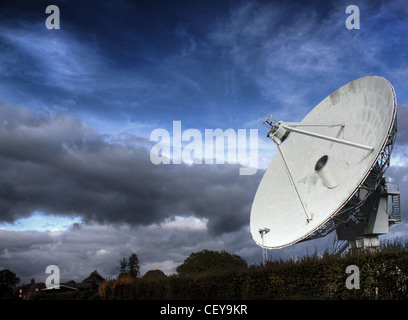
[276,144,312,223]
[281,124,374,152]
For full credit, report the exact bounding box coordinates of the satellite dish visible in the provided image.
[250,76,400,253]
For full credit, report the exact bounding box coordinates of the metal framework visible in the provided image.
[259,228,270,265]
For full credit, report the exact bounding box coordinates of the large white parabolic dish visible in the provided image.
[250,76,397,249]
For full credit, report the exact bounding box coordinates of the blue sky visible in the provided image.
[1,0,407,131]
[0,0,408,284]
[0,211,81,231]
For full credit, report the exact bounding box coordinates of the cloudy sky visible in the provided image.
[0,0,407,284]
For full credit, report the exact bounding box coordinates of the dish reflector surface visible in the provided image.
[250,76,397,249]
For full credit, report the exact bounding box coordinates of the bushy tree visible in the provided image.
[0,269,20,298]
[176,249,247,276]
[82,270,105,289]
[143,269,166,280]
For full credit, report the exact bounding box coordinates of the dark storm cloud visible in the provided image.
[0,103,262,235]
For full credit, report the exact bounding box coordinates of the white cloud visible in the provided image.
[0,248,11,259]
[95,249,110,256]
[160,216,208,231]
[0,24,99,92]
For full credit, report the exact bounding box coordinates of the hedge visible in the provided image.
[98,241,408,300]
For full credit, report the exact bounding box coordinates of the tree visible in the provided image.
[118,257,128,274]
[82,270,105,289]
[0,269,20,298]
[117,252,140,278]
[128,252,140,278]
[143,269,166,281]
[176,250,247,276]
